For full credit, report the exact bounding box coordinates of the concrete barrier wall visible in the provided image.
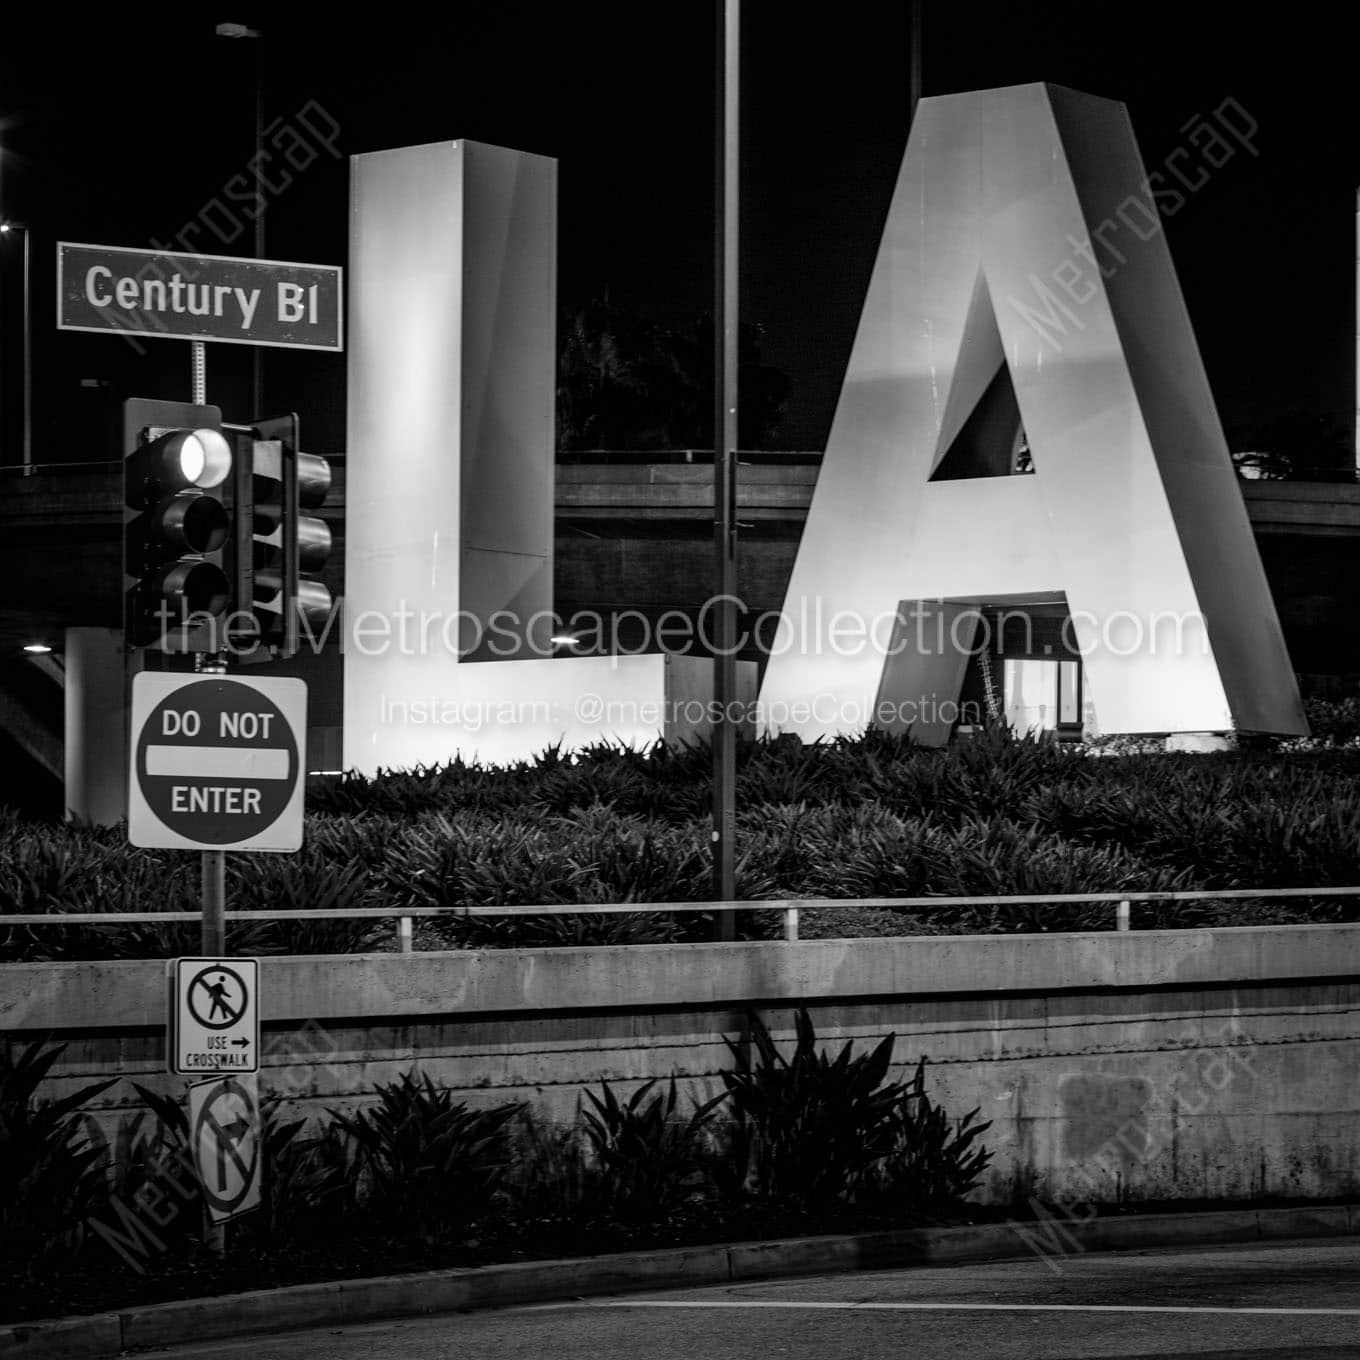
[3,924,1357,1207]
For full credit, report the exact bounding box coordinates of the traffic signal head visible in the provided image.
[246,415,334,657]
[123,400,236,650]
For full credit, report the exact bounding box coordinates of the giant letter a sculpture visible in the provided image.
[759,83,1305,742]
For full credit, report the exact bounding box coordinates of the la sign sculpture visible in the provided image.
[343,85,1305,776]
[758,83,1306,743]
[344,141,669,774]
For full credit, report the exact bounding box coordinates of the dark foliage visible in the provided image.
[9,721,1360,960]
[718,1009,912,1210]
[871,1058,994,1208]
[581,1078,727,1221]
[556,299,789,451]
[0,1042,115,1276]
[6,1007,992,1323]
[329,1072,523,1241]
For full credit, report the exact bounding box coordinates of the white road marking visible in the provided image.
[555,1299,1360,1317]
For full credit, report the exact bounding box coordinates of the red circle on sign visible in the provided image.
[135,679,297,844]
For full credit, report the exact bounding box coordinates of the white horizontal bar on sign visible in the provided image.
[144,745,290,779]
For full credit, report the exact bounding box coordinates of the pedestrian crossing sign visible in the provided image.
[168,957,260,1076]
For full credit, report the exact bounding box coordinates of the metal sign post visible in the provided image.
[193,341,225,1255]
[195,648,228,961]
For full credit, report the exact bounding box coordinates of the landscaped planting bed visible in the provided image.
[4,706,1360,961]
[2,1011,994,1323]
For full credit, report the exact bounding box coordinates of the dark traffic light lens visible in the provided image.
[296,579,334,627]
[151,491,230,555]
[298,515,332,571]
[298,452,332,508]
[150,559,231,617]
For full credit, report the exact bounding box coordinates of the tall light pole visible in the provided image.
[909,0,922,128]
[0,220,32,474]
[216,23,265,417]
[712,0,739,936]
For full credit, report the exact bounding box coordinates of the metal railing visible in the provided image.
[3,884,1358,953]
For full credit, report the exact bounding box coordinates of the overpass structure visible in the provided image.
[1,456,1359,811]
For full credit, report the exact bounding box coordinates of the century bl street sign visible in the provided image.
[57,242,342,351]
[128,673,306,851]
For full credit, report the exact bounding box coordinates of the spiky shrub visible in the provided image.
[13,723,1360,961]
[227,855,385,955]
[870,1058,993,1209]
[0,1041,115,1276]
[252,1106,357,1243]
[716,1011,994,1216]
[717,1008,911,1211]
[504,1109,596,1220]
[581,1077,726,1222]
[87,1084,206,1271]
[330,1072,522,1242]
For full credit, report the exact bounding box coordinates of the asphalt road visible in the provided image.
[151,1237,1360,1360]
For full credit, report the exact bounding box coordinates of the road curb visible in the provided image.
[2,1204,1355,1357]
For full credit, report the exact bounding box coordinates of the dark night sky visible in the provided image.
[1,2,1356,459]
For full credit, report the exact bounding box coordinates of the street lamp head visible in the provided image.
[215,22,262,38]
[0,220,25,233]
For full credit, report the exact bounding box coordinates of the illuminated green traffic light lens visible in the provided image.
[175,429,232,489]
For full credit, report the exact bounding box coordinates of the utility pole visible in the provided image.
[712,0,740,937]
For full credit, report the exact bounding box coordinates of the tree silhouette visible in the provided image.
[557,299,790,452]
[1227,410,1352,479]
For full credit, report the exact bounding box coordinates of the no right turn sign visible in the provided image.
[189,1075,262,1224]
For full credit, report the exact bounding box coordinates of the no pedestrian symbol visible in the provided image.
[189,1075,262,1224]
[169,957,259,1075]
[128,672,306,851]
[189,964,246,1029]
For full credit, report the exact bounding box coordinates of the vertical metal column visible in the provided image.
[253,39,265,418]
[191,341,206,406]
[195,650,228,958]
[712,0,740,937]
[201,850,227,956]
[908,0,922,128]
[21,224,31,474]
[190,343,225,961]
[196,640,227,1258]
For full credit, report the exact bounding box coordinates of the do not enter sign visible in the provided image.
[129,673,306,851]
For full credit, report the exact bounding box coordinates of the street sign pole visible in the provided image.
[191,340,207,405]
[189,346,226,1255]
[186,349,226,962]
[194,656,229,959]
[201,852,226,958]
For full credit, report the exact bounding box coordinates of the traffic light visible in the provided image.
[245,415,333,657]
[123,399,236,651]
